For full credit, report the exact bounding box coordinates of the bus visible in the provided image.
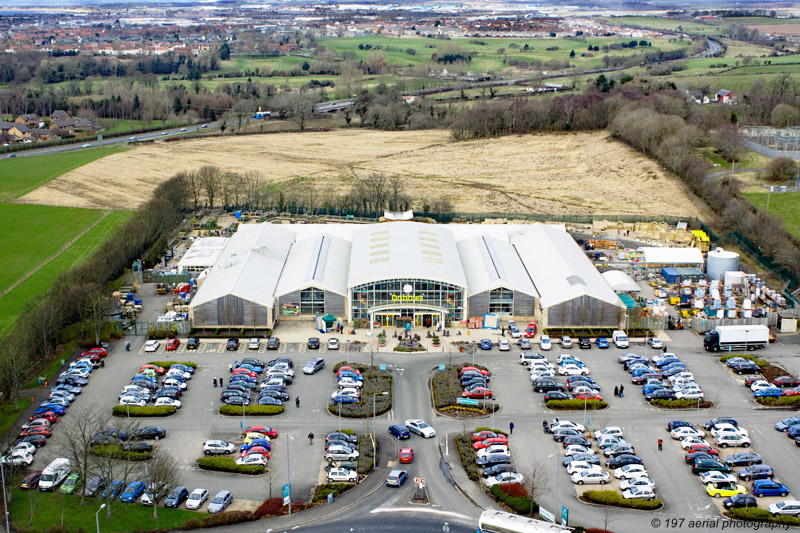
[478,510,572,533]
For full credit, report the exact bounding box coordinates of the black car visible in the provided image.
[738,465,774,481]
[579,337,591,349]
[606,454,643,469]
[226,338,240,351]
[704,418,739,430]
[186,338,200,350]
[462,378,488,389]
[684,451,716,464]
[645,389,675,401]
[731,362,759,375]
[224,396,250,406]
[242,358,265,368]
[260,390,290,401]
[134,426,166,440]
[90,435,122,446]
[225,383,250,394]
[57,375,88,387]
[725,451,761,467]
[692,459,730,475]
[84,476,107,497]
[723,493,758,510]
[545,391,573,401]
[267,337,280,351]
[16,435,47,448]
[326,432,358,444]
[562,453,600,467]
[476,454,511,468]
[632,373,663,385]
[261,385,287,394]
[123,441,153,452]
[666,420,692,432]
[307,338,320,349]
[153,388,180,400]
[533,378,565,393]
[98,428,129,441]
[553,428,581,442]
[482,463,517,478]
[562,436,591,447]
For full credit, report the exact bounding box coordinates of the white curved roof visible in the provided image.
[347,222,466,289]
[275,234,351,297]
[638,247,704,265]
[602,270,641,292]
[456,234,538,297]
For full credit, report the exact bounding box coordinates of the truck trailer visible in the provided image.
[703,325,769,352]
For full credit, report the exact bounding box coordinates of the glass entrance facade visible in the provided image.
[351,278,464,325]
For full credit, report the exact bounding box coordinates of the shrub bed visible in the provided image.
[326,365,392,418]
[148,360,198,369]
[651,399,714,409]
[90,444,152,461]
[219,405,284,416]
[719,354,768,367]
[189,327,271,339]
[313,483,354,503]
[253,497,313,518]
[356,434,374,475]
[756,396,800,407]
[727,507,800,526]
[111,405,177,417]
[432,364,498,417]
[190,510,257,529]
[546,399,607,410]
[197,456,265,475]
[490,485,538,516]
[581,490,662,510]
[455,434,479,481]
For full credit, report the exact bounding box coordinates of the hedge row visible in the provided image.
[197,457,265,475]
[719,354,769,367]
[546,399,608,410]
[489,485,538,516]
[148,360,198,369]
[756,396,800,407]
[148,329,179,340]
[183,510,257,530]
[313,483,354,503]
[90,444,152,461]
[582,490,662,510]
[651,399,714,409]
[727,507,800,526]
[219,405,284,416]
[356,434,374,475]
[111,405,177,417]
[455,434,479,481]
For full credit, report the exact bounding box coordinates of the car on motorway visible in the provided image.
[405,419,436,438]
[752,480,790,498]
[144,340,160,352]
[186,488,210,510]
[207,490,233,513]
[399,447,414,464]
[707,482,747,499]
[386,470,408,487]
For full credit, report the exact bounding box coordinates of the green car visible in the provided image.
[60,473,80,494]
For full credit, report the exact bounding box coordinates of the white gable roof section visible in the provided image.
[638,247,704,265]
[275,234,351,297]
[510,224,623,309]
[457,235,539,298]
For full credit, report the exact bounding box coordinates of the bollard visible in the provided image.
[327,493,334,504]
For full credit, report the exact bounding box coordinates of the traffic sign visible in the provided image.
[561,506,568,526]
[282,484,291,505]
[457,398,479,406]
[414,477,425,487]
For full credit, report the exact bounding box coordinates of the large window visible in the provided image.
[488,288,514,316]
[350,278,464,323]
[300,287,325,315]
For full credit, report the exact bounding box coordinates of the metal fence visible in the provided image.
[141,272,194,284]
[689,314,775,334]
[741,126,800,159]
[127,320,191,337]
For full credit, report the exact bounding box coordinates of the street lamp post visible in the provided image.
[583,396,588,427]
[547,453,559,524]
[287,434,294,516]
[372,391,389,462]
[0,463,9,533]
[338,401,342,434]
[95,503,106,533]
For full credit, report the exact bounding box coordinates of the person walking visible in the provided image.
[614,385,619,397]
[501,327,506,337]
[308,432,314,445]
[619,385,624,397]
[213,378,217,388]
[658,438,663,451]
[509,421,514,435]
[295,396,300,408]
[542,419,548,432]
[220,377,224,387]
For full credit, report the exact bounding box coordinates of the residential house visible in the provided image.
[50,118,76,136]
[715,89,733,104]
[30,128,58,141]
[50,110,72,122]
[15,113,39,129]
[6,122,31,141]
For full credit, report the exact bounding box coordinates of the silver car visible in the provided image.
[207,490,233,514]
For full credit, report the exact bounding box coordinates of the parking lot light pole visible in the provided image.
[95,503,106,533]
[372,392,389,460]
[1,462,9,533]
[547,453,558,524]
[287,434,294,516]
[583,396,588,427]
[338,401,342,434]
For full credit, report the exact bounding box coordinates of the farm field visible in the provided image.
[20,129,704,219]
[599,16,725,34]
[743,191,800,237]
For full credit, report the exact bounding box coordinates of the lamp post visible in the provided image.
[242,401,246,435]
[583,396,588,427]
[0,463,9,533]
[696,396,701,426]
[287,434,294,515]
[372,391,389,461]
[96,503,106,533]
[547,453,559,524]
[338,401,342,434]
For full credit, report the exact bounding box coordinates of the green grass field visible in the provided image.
[599,16,725,34]
[98,119,187,137]
[0,146,128,201]
[743,191,800,237]
[9,488,200,532]
[0,398,32,436]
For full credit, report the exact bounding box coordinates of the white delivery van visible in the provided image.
[612,330,629,348]
[39,458,70,491]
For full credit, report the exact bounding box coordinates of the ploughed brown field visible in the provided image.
[20,129,701,216]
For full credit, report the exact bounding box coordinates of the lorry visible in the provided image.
[612,330,629,348]
[703,325,769,352]
[38,458,70,491]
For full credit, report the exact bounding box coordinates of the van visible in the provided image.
[612,330,629,348]
[39,458,70,491]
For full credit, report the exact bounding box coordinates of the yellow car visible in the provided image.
[706,482,747,499]
[243,432,268,444]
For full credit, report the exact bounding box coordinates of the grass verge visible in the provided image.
[312,483,354,503]
[651,399,714,409]
[90,444,152,461]
[432,364,498,417]
[197,456,265,475]
[0,398,33,435]
[755,396,800,407]
[326,364,392,418]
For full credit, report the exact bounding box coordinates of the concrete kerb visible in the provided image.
[436,432,491,511]
[428,366,499,421]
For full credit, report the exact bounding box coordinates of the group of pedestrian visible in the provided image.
[613,384,625,397]
[213,377,224,387]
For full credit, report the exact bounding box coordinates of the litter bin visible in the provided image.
[327,493,334,504]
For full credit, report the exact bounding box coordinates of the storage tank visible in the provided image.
[707,247,739,280]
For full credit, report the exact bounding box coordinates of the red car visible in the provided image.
[165,339,180,352]
[524,322,537,338]
[783,387,800,396]
[399,447,414,464]
[30,412,57,423]
[473,437,508,450]
[472,430,498,442]
[246,426,278,438]
[574,391,603,401]
[773,376,800,388]
[462,387,493,399]
[242,447,270,460]
[744,376,763,387]
[459,366,489,377]
[18,471,42,490]
[20,427,52,438]
[337,366,361,377]
[82,347,107,358]
[685,444,718,455]
[139,364,165,375]
[233,368,257,378]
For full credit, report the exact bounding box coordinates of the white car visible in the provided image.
[750,380,773,392]
[186,488,209,510]
[530,370,555,381]
[498,339,511,352]
[571,470,610,485]
[165,369,191,380]
[558,364,589,376]
[62,368,90,379]
[477,445,510,458]
[550,420,585,432]
[561,336,573,349]
[715,434,751,448]
[597,436,626,449]
[623,487,656,500]
[486,472,524,488]
[670,427,705,440]
[1,450,33,466]
[669,371,695,382]
[699,471,737,485]
[154,397,182,409]
[557,354,580,364]
[270,364,295,377]
[614,464,647,480]
[567,461,603,476]
[163,378,187,390]
[328,338,340,350]
[331,388,360,400]
[119,397,146,407]
[247,338,260,350]
[619,477,655,491]
[337,377,363,389]
[681,437,710,450]
[405,419,436,438]
[327,467,358,483]
[121,384,149,396]
[236,454,268,466]
[648,338,663,350]
[710,424,748,439]
[11,443,36,456]
[564,445,595,456]
[540,335,552,351]
[203,440,236,455]
[594,426,624,440]
[768,500,800,517]
[144,340,160,352]
[675,389,704,400]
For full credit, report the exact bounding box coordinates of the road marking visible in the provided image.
[217,344,225,354]
[370,508,471,520]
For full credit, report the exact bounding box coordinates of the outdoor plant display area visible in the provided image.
[328,363,392,418]
[432,364,499,417]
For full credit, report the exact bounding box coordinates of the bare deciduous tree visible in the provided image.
[198,165,222,209]
[57,404,108,504]
[87,289,112,347]
[142,451,180,518]
[523,460,552,514]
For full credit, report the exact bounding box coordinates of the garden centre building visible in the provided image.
[188,221,626,330]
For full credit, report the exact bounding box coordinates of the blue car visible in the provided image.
[331,395,359,404]
[561,359,585,368]
[786,426,800,439]
[38,403,67,415]
[663,363,687,372]
[754,387,783,398]
[337,370,363,381]
[388,425,411,440]
[164,486,189,508]
[120,481,146,503]
[103,480,125,500]
[595,337,609,349]
[654,358,680,368]
[666,420,692,431]
[752,480,790,498]
[230,375,257,383]
[237,364,261,374]
[241,439,271,452]
[642,384,665,395]
[480,339,492,350]
[171,363,195,375]
[776,417,800,431]
[258,396,282,406]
